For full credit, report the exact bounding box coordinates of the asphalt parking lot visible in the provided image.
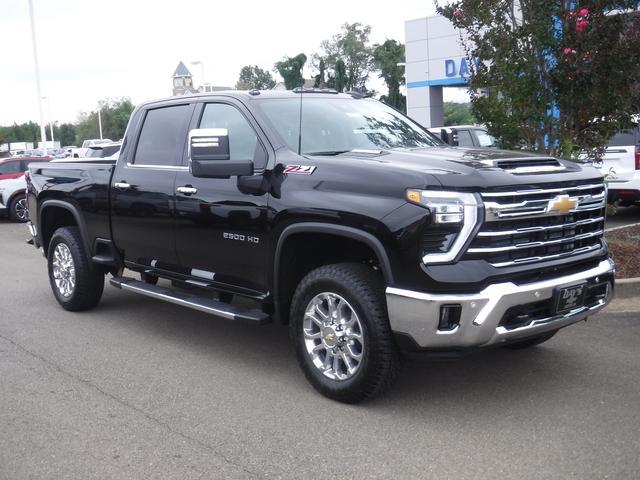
[1,219,639,480]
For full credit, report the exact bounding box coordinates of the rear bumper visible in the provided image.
[386,258,614,350]
[608,176,640,203]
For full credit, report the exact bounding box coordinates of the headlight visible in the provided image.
[406,189,481,264]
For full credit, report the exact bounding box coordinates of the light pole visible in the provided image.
[27,0,47,153]
[41,96,54,144]
[190,60,207,90]
[97,101,103,140]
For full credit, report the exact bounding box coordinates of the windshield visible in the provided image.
[256,97,442,154]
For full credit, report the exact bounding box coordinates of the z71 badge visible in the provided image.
[283,165,316,175]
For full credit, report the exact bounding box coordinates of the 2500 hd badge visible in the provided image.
[223,232,260,244]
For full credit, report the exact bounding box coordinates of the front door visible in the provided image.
[174,101,270,294]
[111,103,194,271]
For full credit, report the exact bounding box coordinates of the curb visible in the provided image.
[605,222,640,233]
[615,277,640,299]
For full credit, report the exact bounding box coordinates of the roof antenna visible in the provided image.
[297,80,303,155]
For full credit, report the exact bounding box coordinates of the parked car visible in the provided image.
[428,125,498,148]
[0,156,51,221]
[26,90,613,403]
[593,124,640,206]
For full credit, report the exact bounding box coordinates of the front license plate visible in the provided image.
[555,284,587,314]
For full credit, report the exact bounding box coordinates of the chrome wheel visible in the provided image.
[52,243,76,298]
[303,292,365,381]
[15,198,28,221]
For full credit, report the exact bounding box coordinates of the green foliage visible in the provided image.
[274,54,307,90]
[57,123,76,147]
[373,39,406,111]
[235,65,276,90]
[75,98,134,145]
[444,102,476,126]
[0,122,41,145]
[437,1,640,158]
[314,23,374,92]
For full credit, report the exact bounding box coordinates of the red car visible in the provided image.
[0,156,51,221]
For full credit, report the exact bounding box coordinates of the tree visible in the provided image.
[235,65,276,90]
[444,102,476,126]
[75,97,134,145]
[274,54,307,90]
[314,23,374,92]
[437,1,640,158]
[57,123,77,146]
[373,39,406,111]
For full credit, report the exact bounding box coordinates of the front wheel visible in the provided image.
[47,226,104,311]
[9,194,28,222]
[290,263,400,403]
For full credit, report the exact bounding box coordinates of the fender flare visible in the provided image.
[39,200,92,256]
[273,222,394,320]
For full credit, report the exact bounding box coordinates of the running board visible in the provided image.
[110,276,271,324]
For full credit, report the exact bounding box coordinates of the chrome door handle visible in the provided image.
[114,182,131,190]
[176,186,198,195]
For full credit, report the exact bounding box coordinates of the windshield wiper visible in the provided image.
[304,150,352,156]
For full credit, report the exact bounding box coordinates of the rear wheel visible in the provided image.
[504,330,558,349]
[9,194,28,222]
[290,263,400,403]
[47,226,104,311]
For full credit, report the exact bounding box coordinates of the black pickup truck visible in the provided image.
[26,90,614,403]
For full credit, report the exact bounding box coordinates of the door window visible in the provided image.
[474,129,497,147]
[456,129,475,147]
[0,161,22,175]
[200,103,265,168]
[134,105,191,166]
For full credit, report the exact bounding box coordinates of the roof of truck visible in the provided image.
[139,89,366,109]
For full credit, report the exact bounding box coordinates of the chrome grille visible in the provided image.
[465,182,606,267]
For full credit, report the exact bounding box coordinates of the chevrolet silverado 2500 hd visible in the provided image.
[26,90,614,403]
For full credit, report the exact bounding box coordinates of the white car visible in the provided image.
[428,125,498,148]
[594,124,639,206]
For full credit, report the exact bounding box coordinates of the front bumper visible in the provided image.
[386,258,614,350]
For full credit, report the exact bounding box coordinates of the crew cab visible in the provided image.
[26,90,614,403]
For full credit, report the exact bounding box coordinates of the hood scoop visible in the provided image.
[480,156,565,174]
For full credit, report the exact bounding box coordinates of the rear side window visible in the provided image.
[134,105,191,166]
[0,161,22,175]
[607,128,638,147]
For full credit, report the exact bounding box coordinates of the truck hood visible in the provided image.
[316,146,604,190]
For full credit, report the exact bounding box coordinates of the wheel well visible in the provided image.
[41,206,78,255]
[276,232,384,324]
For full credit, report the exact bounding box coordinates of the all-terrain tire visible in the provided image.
[290,263,400,403]
[47,226,104,311]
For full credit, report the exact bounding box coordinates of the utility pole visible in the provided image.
[27,0,47,152]
[191,60,207,90]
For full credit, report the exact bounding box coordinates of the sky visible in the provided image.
[0,0,465,126]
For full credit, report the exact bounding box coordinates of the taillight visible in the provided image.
[635,146,640,170]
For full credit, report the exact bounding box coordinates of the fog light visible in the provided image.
[439,304,462,331]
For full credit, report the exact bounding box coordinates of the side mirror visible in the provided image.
[449,128,459,147]
[188,128,254,178]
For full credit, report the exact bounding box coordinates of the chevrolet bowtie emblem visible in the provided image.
[548,194,577,214]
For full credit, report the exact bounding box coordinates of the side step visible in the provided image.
[110,276,271,324]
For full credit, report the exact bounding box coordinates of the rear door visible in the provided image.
[111,102,194,271]
[600,128,639,182]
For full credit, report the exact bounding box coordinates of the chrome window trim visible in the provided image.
[126,162,188,171]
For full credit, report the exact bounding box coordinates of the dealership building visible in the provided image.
[404,15,469,128]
